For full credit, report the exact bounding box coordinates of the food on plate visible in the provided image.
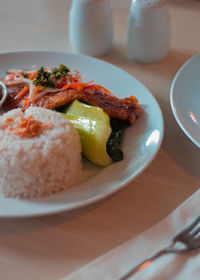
[2,65,141,124]
[1,65,142,166]
[63,99,112,166]
[0,107,82,198]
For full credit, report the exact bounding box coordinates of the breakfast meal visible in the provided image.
[0,64,142,198]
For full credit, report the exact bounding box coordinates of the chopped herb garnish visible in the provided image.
[52,64,70,80]
[33,67,55,88]
[21,72,28,78]
[33,64,70,88]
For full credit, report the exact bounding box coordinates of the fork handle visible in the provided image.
[119,246,174,280]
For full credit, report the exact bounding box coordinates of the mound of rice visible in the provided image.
[0,107,82,198]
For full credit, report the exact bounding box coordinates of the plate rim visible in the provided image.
[0,49,164,218]
[170,52,200,148]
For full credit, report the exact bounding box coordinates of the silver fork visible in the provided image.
[119,214,200,280]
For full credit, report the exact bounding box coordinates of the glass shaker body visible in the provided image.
[127,0,170,63]
[69,0,113,57]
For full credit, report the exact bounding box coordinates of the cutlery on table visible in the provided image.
[119,214,200,280]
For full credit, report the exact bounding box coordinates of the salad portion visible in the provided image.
[2,64,142,166]
[2,64,85,108]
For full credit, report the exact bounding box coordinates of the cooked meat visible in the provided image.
[3,83,141,124]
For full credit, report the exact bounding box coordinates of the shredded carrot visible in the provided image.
[128,95,138,104]
[16,86,29,99]
[32,86,39,95]
[7,126,14,131]
[28,71,37,80]
[44,66,51,71]
[5,118,14,123]
[10,115,52,138]
[61,82,114,96]
[92,84,114,96]
[2,75,15,84]
[61,82,86,90]
[22,98,30,108]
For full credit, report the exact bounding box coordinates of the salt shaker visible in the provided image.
[127,0,170,63]
[69,0,113,57]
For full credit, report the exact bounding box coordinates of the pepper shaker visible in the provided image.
[69,0,113,57]
[127,0,170,63]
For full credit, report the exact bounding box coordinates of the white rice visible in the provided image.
[0,107,82,198]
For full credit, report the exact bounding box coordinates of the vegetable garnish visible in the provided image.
[2,64,84,103]
[16,86,29,99]
[107,128,123,162]
[33,64,70,88]
[62,99,112,166]
[106,118,129,162]
[6,115,53,139]
[28,71,37,80]
[22,98,30,109]
[52,64,70,80]
[33,67,56,88]
[21,72,28,78]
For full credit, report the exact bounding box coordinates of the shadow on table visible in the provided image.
[170,0,200,10]
[102,43,194,77]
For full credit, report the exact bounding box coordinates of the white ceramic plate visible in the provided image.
[170,53,200,148]
[0,50,164,218]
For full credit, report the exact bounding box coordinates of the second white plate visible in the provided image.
[170,53,200,148]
